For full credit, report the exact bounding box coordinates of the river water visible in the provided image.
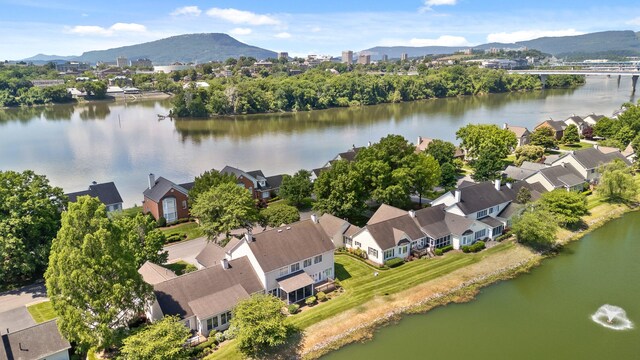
[0,76,636,206]
[323,211,640,360]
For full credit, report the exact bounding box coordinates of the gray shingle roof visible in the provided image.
[368,204,408,225]
[413,205,450,239]
[451,181,515,215]
[195,243,226,268]
[153,257,263,319]
[479,216,503,228]
[247,219,336,273]
[503,165,537,181]
[187,284,249,319]
[138,261,177,285]
[67,182,123,205]
[0,320,70,360]
[366,213,424,250]
[568,147,631,170]
[143,177,188,203]
[535,163,585,189]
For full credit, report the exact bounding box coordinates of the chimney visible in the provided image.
[454,190,461,203]
[244,232,252,242]
[408,210,415,218]
[417,136,423,145]
[311,214,319,224]
[503,123,508,130]
[91,181,97,185]
[494,179,501,191]
[148,173,155,189]
[221,258,229,270]
[367,141,372,147]
[352,144,356,150]
[506,182,513,189]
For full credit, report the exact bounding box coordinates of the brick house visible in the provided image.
[220,166,283,201]
[143,173,192,223]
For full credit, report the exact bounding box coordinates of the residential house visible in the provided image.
[138,261,178,285]
[563,115,588,133]
[523,163,587,192]
[220,166,284,201]
[550,147,632,182]
[583,113,604,127]
[622,143,636,163]
[143,174,192,223]
[502,124,531,147]
[0,320,71,360]
[66,181,123,212]
[323,145,364,167]
[535,119,567,140]
[503,165,538,181]
[415,136,465,158]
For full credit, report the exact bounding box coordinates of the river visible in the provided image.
[323,211,640,360]
[0,76,637,206]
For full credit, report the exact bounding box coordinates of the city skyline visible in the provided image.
[1,0,640,59]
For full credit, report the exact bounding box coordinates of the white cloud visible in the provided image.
[67,22,147,36]
[229,27,252,36]
[171,6,202,17]
[275,32,292,39]
[627,17,640,26]
[425,0,457,6]
[487,29,584,43]
[206,8,280,26]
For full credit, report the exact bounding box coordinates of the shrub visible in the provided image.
[441,245,454,253]
[384,257,405,268]
[305,296,317,306]
[156,216,167,227]
[194,334,216,353]
[333,279,342,289]
[214,331,225,343]
[461,245,471,253]
[495,233,511,242]
[288,304,300,314]
[434,248,443,256]
[469,241,486,253]
[316,291,327,302]
[165,233,185,243]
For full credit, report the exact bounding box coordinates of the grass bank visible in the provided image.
[27,301,56,323]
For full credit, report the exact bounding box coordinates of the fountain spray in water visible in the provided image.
[591,305,634,330]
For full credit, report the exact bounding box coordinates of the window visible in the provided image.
[398,245,408,255]
[383,249,395,259]
[206,316,218,331]
[434,235,451,248]
[355,241,361,248]
[314,255,323,264]
[290,262,300,272]
[269,288,279,297]
[278,266,289,277]
[368,247,379,258]
[489,207,494,214]
[475,229,487,240]
[182,200,187,209]
[344,236,352,246]
[185,319,191,329]
[323,268,333,278]
[476,209,488,219]
[221,312,228,325]
[162,197,177,223]
[303,258,312,268]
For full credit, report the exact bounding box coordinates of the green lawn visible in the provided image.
[162,260,197,275]
[559,142,593,151]
[208,242,514,360]
[27,301,57,323]
[161,222,204,242]
[120,206,143,218]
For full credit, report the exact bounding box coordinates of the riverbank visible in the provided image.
[0,91,172,110]
[298,200,638,360]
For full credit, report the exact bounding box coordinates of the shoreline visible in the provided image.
[299,201,637,359]
[0,91,172,110]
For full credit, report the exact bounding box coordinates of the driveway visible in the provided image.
[0,283,47,313]
[164,236,208,265]
[0,307,36,334]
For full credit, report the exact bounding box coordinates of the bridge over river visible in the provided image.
[508,69,640,92]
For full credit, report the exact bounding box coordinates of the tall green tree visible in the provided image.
[424,139,456,166]
[120,316,191,360]
[188,168,236,204]
[0,170,65,288]
[231,294,290,358]
[45,197,152,351]
[512,208,558,249]
[115,213,168,266]
[313,160,367,219]
[514,144,544,166]
[530,127,558,149]
[279,169,313,207]
[561,124,580,145]
[597,159,638,202]
[538,189,587,228]
[456,124,517,181]
[409,152,441,206]
[190,183,260,243]
[260,203,300,228]
[439,162,458,188]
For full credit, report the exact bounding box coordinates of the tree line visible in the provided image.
[171,66,585,117]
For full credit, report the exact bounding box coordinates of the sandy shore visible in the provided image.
[300,201,636,359]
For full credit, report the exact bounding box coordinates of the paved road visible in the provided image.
[0,283,47,313]
[165,236,208,265]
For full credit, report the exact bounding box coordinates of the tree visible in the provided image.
[0,170,65,288]
[512,208,558,249]
[561,124,580,145]
[440,162,458,188]
[582,126,594,140]
[538,189,587,228]
[45,197,152,351]
[530,127,557,149]
[409,153,441,205]
[279,169,313,207]
[514,145,544,166]
[188,169,236,204]
[232,294,289,357]
[516,187,532,204]
[313,160,367,219]
[115,213,168,266]
[260,203,300,228]
[120,316,191,360]
[593,117,622,139]
[596,159,638,202]
[190,183,260,243]
[456,124,517,181]
[425,139,456,166]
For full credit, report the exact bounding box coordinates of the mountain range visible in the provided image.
[23,30,640,64]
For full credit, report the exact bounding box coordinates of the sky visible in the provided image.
[1,0,640,60]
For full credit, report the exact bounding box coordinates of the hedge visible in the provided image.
[384,257,405,268]
[441,245,454,253]
[288,303,300,314]
[316,291,327,302]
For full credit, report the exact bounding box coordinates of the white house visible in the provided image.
[583,114,604,127]
[0,320,71,360]
[550,147,631,182]
[523,163,587,192]
[563,115,588,133]
[66,181,124,213]
[503,124,531,147]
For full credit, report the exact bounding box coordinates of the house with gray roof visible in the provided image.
[0,320,70,360]
[142,174,190,223]
[550,147,632,182]
[220,166,284,201]
[564,115,588,133]
[66,181,123,212]
[523,163,587,192]
[535,119,567,140]
[503,124,531,147]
